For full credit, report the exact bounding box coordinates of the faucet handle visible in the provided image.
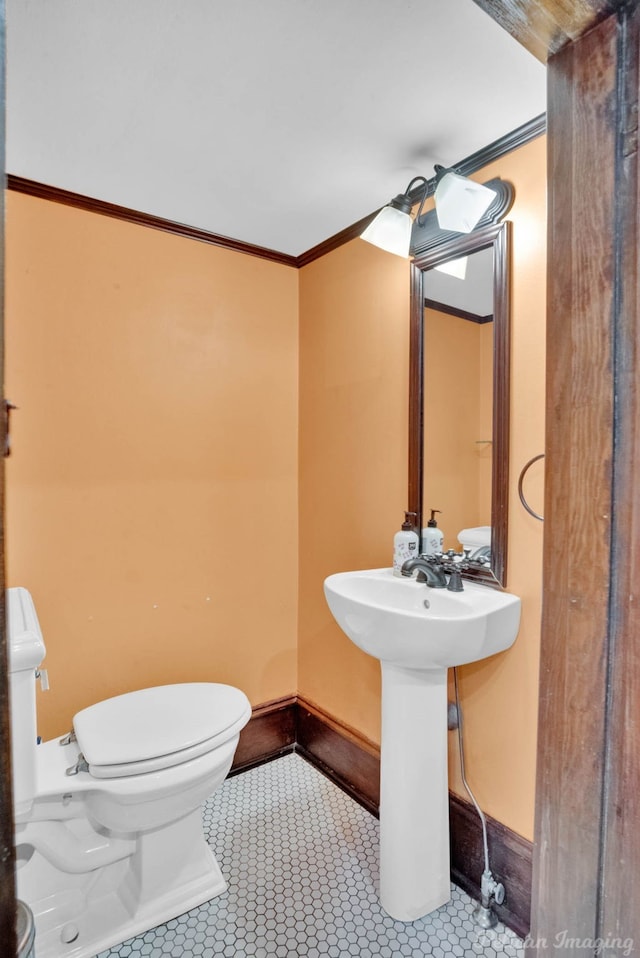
[444,548,467,565]
[447,568,464,592]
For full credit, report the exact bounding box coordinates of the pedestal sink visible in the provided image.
[323,567,521,922]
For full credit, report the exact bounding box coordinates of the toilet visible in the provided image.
[8,586,252,958]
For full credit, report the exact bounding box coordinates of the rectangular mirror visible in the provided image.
[408,220,511,588]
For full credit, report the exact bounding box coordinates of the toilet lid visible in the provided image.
[73,683,250,771]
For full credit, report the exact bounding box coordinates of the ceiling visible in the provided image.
[6,0,546,258]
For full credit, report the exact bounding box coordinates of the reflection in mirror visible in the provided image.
[408,219,511,588]
[423,247,494,560]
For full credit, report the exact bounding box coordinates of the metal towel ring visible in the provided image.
[518,453,544,521]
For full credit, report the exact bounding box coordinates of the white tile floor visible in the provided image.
[97,753,523,958]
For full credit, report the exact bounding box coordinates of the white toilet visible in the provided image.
[8,586,252,958]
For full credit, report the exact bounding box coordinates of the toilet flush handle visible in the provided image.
[35,669,49,691]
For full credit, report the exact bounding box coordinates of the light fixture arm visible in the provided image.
[433,164,448,184]
[392,175,430,228]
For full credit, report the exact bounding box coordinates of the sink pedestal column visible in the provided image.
[379,662,449,921]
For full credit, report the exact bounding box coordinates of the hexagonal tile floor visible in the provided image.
[98,753,523,957]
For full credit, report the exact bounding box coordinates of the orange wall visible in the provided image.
[297,240,410,735]
[298,135,546,840]
[5,192,300,740]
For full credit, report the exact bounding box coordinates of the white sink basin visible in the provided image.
[324,567,521,670]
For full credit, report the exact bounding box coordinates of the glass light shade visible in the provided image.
[361,205,413,258]
[434,172,497,233]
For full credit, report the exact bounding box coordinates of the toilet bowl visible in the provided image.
[8,587,252,958]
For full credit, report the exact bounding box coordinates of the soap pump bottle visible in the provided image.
[393,512,419,577]
[422,509,444,555]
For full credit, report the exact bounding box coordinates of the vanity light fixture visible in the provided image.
[361,166,497,258]
[360,176,429,258]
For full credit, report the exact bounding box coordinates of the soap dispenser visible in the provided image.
[393,512,419,577]
[422,509,444,555]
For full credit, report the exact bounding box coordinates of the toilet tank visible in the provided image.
[457,526,492,559]
[8,587,46,674]
[7,587,47,817]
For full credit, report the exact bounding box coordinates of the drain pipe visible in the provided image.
[451,667,505,929]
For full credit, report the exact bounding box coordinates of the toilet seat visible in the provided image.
[72,683,251,779]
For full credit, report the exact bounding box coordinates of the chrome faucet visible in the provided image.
[401,555,448,589]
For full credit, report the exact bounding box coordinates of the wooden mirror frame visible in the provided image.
[408,219,511,588]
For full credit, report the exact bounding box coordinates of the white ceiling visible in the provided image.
[6,0,546,258]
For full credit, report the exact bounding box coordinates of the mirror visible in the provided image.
[408,197,512,588]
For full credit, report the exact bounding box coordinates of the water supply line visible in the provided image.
[452,666,506,929]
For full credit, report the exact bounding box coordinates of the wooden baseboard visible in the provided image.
[296,697,380,816]
[230,694,532,936]
[230,695,296,774]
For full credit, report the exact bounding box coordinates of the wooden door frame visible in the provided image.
[0,0,13,949]
[473,0,640,950]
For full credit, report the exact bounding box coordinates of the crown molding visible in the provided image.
[7,114,545,270]
[6,175,298,268]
